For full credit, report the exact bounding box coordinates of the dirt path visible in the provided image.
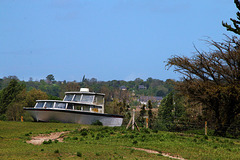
[132,147,187,160]
[26,131,69,145]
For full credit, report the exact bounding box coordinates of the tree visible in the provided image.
[137,104,146,127]
[6,102,25,121]
[167,36,240,136]
[222,0,240,35]
[147,100,154,129]
[4,87,49,121]
[156,92,186,131]
[0,79,25,115]
[25,88,48,107]
[46,74,55,84]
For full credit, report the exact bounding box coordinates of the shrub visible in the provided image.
[80,128,88,136]
[43,139,52,144]
[81,131,88,136]
[25,133,30,136]
[77,152,82,157]
[141,128,151,134]
[153,129,158,133]
[72,137,78,140]
[80,137,84,141]
[204,135,208,140]
[54,149,59,153]
[130,135,134,139]
[92,120,103,126]
[95,152,100,156]
[132,140,138,144]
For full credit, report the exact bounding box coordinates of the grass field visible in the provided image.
[0,121,240,160]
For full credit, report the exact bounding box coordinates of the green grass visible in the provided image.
[0,121,240,160]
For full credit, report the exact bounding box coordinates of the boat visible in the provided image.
[24,88,123,127]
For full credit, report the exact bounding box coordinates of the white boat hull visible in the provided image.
[24,108,123,127]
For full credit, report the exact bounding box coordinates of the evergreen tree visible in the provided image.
[138,104,146,127]
[46,74,55,84]
[0,79,25,115]
[156,92,185,131]
[147,100,154,129]
[222,0,240,35]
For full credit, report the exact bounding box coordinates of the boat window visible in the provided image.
[64,94,74,101]
[55,102,66,109]
[73,95,81,102]
[96,96,104,105]
[83,106,90,111]
[74,105,82,110]
[45,102,54,108]
[35,102,45,108]
[67,104,73,109]
[81,95,94,103]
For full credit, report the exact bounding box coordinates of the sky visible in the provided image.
[0,0,237,82]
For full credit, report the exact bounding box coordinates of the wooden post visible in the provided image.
[132,109,135,130]
[21,116,23,122]
[146,117,149,128]
[126,109,140,131]
[205,121,207,136]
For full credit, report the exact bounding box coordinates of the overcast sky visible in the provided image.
[0,0,237,82]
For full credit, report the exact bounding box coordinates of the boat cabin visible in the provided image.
[34,88,105,113]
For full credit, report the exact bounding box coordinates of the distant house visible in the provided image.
[138,85,146,89]
[120,86,127,91]
[138,96,163,105]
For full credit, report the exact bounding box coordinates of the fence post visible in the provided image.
[205,121,207,136]
[146,117,148,128]
[21,116,23,122]
[132,109,135,130]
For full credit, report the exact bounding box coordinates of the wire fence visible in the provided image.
[130,119,240,138]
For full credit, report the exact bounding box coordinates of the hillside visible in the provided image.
[0,121,240,160]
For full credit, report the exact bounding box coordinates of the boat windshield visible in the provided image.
[55,102,66,109]
[64,94,74,101]
[81,95,94,103]
[72,94,94,104]
[35,102,44,108]
[45,102,54,108]
[73,95,81,102]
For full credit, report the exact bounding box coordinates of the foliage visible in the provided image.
[167,36,240,136]
[147,100,154,129]
[92,120,103,126]
[222,0,240,35]
[77,151,82,157]
[6,102,25,121]
[25,88,48,107]
[156,92,186,131]
[0,79,50,121]
[137,104,146,127]
[0,79,25,116]
[46,74,55,84]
